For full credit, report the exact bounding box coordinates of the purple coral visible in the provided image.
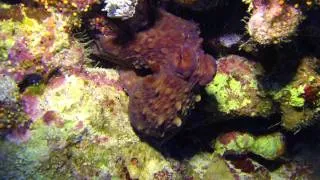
[6,121,32,144]
[8,39,35,65]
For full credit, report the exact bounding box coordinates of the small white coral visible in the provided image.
[0,75,18,103]
[102,0,138,20]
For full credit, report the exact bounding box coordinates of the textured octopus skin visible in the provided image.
[94,9,216,138]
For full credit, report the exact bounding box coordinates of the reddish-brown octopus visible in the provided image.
[92,9,216,138]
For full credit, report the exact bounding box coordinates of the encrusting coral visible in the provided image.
[0,74,19,104]
[0,2,91,143]
[214,131,285,160]
[0,68,182,179]
[205,55,273,118]
[33,0,100,14]
[245,0,304,45]
[184,151,312,179]
[102,0,138,19]
[271,57,320,131]
[0,3,72,82]
[0,75,32,143]
[92,9,216,138]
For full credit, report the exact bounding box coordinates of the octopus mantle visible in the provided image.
[94,10,216,138]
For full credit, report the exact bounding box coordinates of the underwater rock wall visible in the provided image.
[0,0,319,179]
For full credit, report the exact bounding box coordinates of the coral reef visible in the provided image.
[33,0,100,14]
[271,162,313,179]
[31,0,100,27]
[0,100,31,143]
[214,131,285,160]
[0,2,90,142]
[184,151,312,179]
[205,55,273,118]
[0,3,73,82]
[271,57,320,131]
[0,74,19,103]
[245,0,304,44]
[93,9,216,138]
[102,0,138,19]
[0,74,32,143]
[0,68,181,179]
[1,0,320,179]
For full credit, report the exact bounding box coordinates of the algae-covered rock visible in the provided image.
[271,57,320,131]
[184,153,234,180]
[0,68,180,179]
[0,3,72,82]
[205,55,273,119]
[0,1,319,179]
[102,0,138,19]
[184,146,311,180]
[0,74,31,141]
[270,162,313,179]
[0,4,70,60]
[33,0,100,15]
[244,0,304,45]
[214,131,285,160]
[184,152,271,180]
[0,74,19,103]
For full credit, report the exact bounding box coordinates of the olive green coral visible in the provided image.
[184,151,301,180]
[271,57,320,130]
[214,132,285,160]
[185,153,235,180]
[205,55,273,118]
[0,4,70,60]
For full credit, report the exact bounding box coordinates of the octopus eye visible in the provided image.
[172,47,197,79]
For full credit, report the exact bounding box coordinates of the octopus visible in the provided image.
[92,9,216,138]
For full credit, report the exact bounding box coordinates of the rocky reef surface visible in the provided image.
[0,0,320,179]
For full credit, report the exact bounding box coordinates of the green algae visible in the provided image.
[205,55,273,118]
[0,4,70,62]
[250,133,285,160]
[273,85,305,108]
[214,132,285,160]
[206,73,252,114]
[0,20,15,61]
[206,72,272,117]
[270,57,320,130]
[0,68,181,179]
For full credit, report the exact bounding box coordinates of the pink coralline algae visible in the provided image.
[93,10,216,137]
[21,95,41,121]
[247,0,303,44]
